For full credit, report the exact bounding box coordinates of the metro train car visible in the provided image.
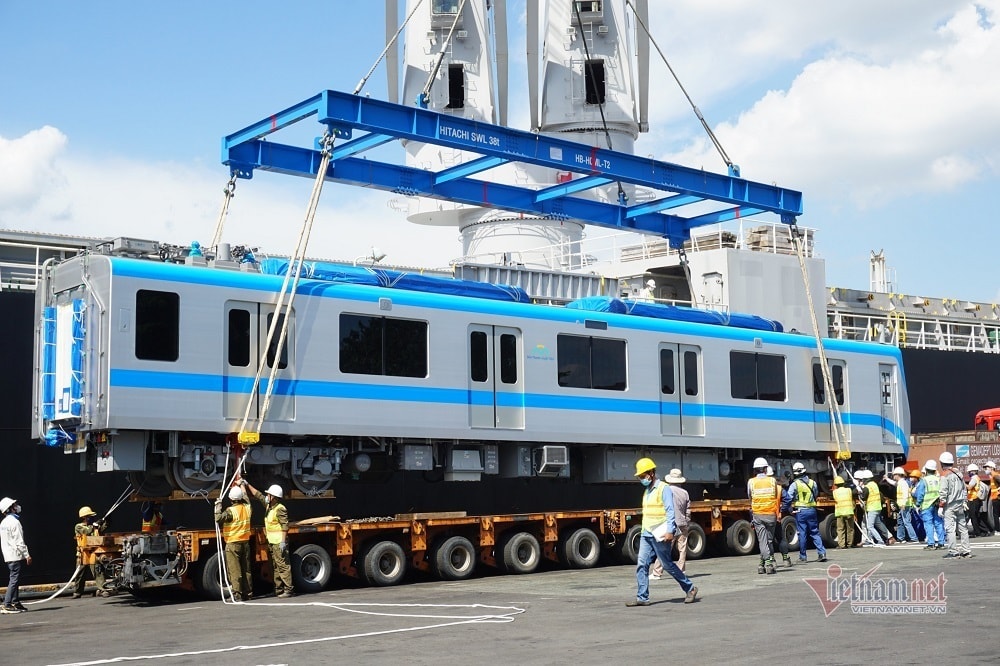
[31,245,909,497]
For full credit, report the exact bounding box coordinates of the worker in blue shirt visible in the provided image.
[785,462,827,562]
[626,458,698,607]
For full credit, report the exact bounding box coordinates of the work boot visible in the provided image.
[625,599,650,607]
[13,603,27,612]
[757,562,766,574]
[71,593,82,599]
[765,559,776,575]
[887,537,898,545]
[783,555,793,568]
[0,605,21,614]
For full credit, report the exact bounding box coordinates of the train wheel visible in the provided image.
[614,524,642,564]
[724,519,757,556]
[290,473,334,496]
[497,531,541,575]
[781,516,799,551]
[560,527,601,569]
[292,544,333,593]
[361,540,407,587]
[167,457,221,495]
[431,536,476,581]
[685,523,707,560]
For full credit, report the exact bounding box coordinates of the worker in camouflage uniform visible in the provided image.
[246,481,294,598]
[71,506,113,598]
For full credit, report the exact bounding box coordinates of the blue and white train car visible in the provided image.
[31,250,909,495]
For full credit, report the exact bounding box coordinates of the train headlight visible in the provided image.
[719,461,731,478]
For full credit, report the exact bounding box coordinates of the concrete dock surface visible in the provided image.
[3,538,998,666]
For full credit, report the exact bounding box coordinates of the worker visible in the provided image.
[0,497,30,614]
[984,461,999,535]
[638,279,656,302]
[786,462,827,562]
[747,457,780,574]
[140,501,164,533]
[71,506,113,598]
[886,467,919,543]
[965,464,988,538]
[215,482,253,601]
[625,458,698,607]
[857,470,894,546]
[937,451,971,558]
[912,460,945,549]
[907,469,927,542]
[245,481,294,598]
[767,466,793,567]
[831,476,856,549]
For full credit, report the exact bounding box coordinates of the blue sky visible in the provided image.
[2,1,999,303]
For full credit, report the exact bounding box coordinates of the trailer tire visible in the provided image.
[431,536,476,581]
[685,523,707,560]
[560,527,601,569]
[361,540,407,587]
[195,552,223,600]
[498,531,541,575]
[781,516,799,551]
[291,544,333,593]
[818,514,839,549]
[614,524,642,564]
[725,519,757,556]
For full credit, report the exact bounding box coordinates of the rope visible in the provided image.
[792,224,849,460]
[355,0,426,95]
[624,0,736,173]
[236,133,335,442]
[209,173,238,254]
[419,0,469,106]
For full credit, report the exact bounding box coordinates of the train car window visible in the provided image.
[730,351,786,401]
[228,309,251,367]
[499,333,518,384]
[385,318,427,378]
[660,349,675,395]
[683,350,699,396]
[812,361,846,406]
[135,289,179,362]
[756,354,786,401]
[557,334,626,391]
[265,313,289,369]
[340,314,383,375]
[470,331,488,382]
[340,314,427,378]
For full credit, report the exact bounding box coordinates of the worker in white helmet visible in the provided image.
[214,480,254,600]
[936,452,971,558]
[0,497,30,614]
[886,467,919,543]
[747,457,781,574]
[785,462,827,562]
[245,481,294,598]
[638,278,656,302]
[912,460,945,549]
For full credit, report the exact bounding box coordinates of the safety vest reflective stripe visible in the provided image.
[223,503,251,542]
[864,481,882,512]
[833,487,854,516]
[641,481,667,531]
[920,475,940,510]
[749,476,778,516]
[896,481,913,508]
[792,479,817,508]
[264,503,284,544]
[141,513,162,533]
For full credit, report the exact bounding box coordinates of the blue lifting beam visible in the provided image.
[222,89,802,248]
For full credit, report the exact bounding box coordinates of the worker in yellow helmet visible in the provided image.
[70,506,114,598]
[831,476,856,549]
[625,458,698,607]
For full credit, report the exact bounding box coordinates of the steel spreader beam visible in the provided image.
[223,89,802,245]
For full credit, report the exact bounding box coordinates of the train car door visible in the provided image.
[224,301,295,422]
[468,325,524,429]
[879,363,899,444]
[812,359,848,443]
[659,344,705,436]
